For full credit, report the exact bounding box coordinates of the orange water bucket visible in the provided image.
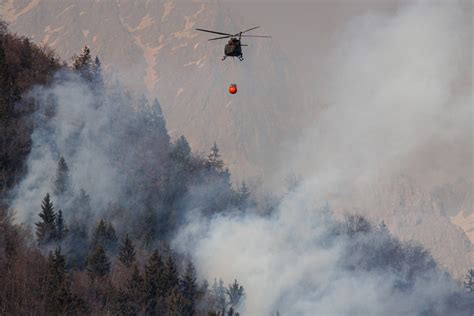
[228,83,237,94]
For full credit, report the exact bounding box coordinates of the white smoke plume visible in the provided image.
[11,71,166,225]
[173,1,472,315]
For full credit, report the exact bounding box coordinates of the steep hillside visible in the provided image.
[0,0,310,183]
[336,175,474,279]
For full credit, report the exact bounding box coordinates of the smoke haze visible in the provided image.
[5,0,472,314]
[173,1,472,314]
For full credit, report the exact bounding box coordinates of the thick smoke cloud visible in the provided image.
[11,71,163,225]
[173,1,472,315]
[8,1,471,315]
[289,0,471,195]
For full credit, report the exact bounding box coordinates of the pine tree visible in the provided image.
[126,265,145,312]
[465,269,474,294]
[162,245,179,297]
[207,142,224,171]
[142,207,157,248]
[92,219,118,251]
[378,221,390,235]
[86,245,111,279]
[45,246,68,314]
[170,135,192,163]
[150,98,167,136]
[70,189,92,224]
[36,193,56,244]
[181,261,198,316]
[118,234,136,268]
[235,181,251,210]
[53,156,70,196]
[54,209,68,242]
[226,279,244,310]
[0,38,18,121]
[145,250,165,316]
[92,56,104,89]
[46,246,88,314]
[212,278,227,315]
[0,38,10,120]
[165,287,186,316]
[65,222,89,269]
[72,46,93,81]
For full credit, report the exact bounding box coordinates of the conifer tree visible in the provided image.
[212,278,227,315]
[70,189,92,223]
[92,56,104,89]
[118,233,136,268]
[46,246,68,313]
[72,46,93,81]
[207,142,224,171]
[379,221,390,235]
[181,261,198,316]
[226,279,244,310]
[54,209,68,242]
[150,98,167,135]
[0,38,13,120]
[142,207,157,248]
[235,181,251,210]
[145,250,165,315]
[465,269,474,295]
[92,219,118,251]
[126,265,145,312]
[86,245,111,279]
[36,193,56,244]
[45,246,88,314]
[170,135,192,163]
[53,156,70,196]
[65,222,89,269]
[162,245,179,296]
[165,287,186,316]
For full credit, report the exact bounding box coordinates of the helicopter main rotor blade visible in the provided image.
[239,26,260,35]
[241,35,272,38]
[195,28,233,36]
[208,35,233,41]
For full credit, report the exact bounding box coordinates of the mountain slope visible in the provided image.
[0,0,310,183]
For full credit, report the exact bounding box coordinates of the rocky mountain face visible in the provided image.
[0,0,310,183]
[335,175,474,279]
[1,0,472,279]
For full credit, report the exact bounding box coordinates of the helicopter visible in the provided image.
[195,26,271,61]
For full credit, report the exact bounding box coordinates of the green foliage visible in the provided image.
[54,209,68,242]
[35,193,56,244]
[92,219,118,251]
[72,46,93,81]
[53,156,70,196]
[226,279,244,309]
[86,245,111,279]
[465,269,474,295]
[0,24,60,197]
[163,246,180,296]
[144,250,165,315]
[45,246,89,314]
[125,265,145,311]
[207,142,224,171]
[235,181,252,210]
[181,261,198,316]
[118,233,136,268]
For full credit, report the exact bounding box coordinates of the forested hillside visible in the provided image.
[0,20,60,198]
[0,22,473,315]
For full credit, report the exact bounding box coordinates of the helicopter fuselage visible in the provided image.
[195,26,270,61]
[224,38,242,56]
[224,38,243,60]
